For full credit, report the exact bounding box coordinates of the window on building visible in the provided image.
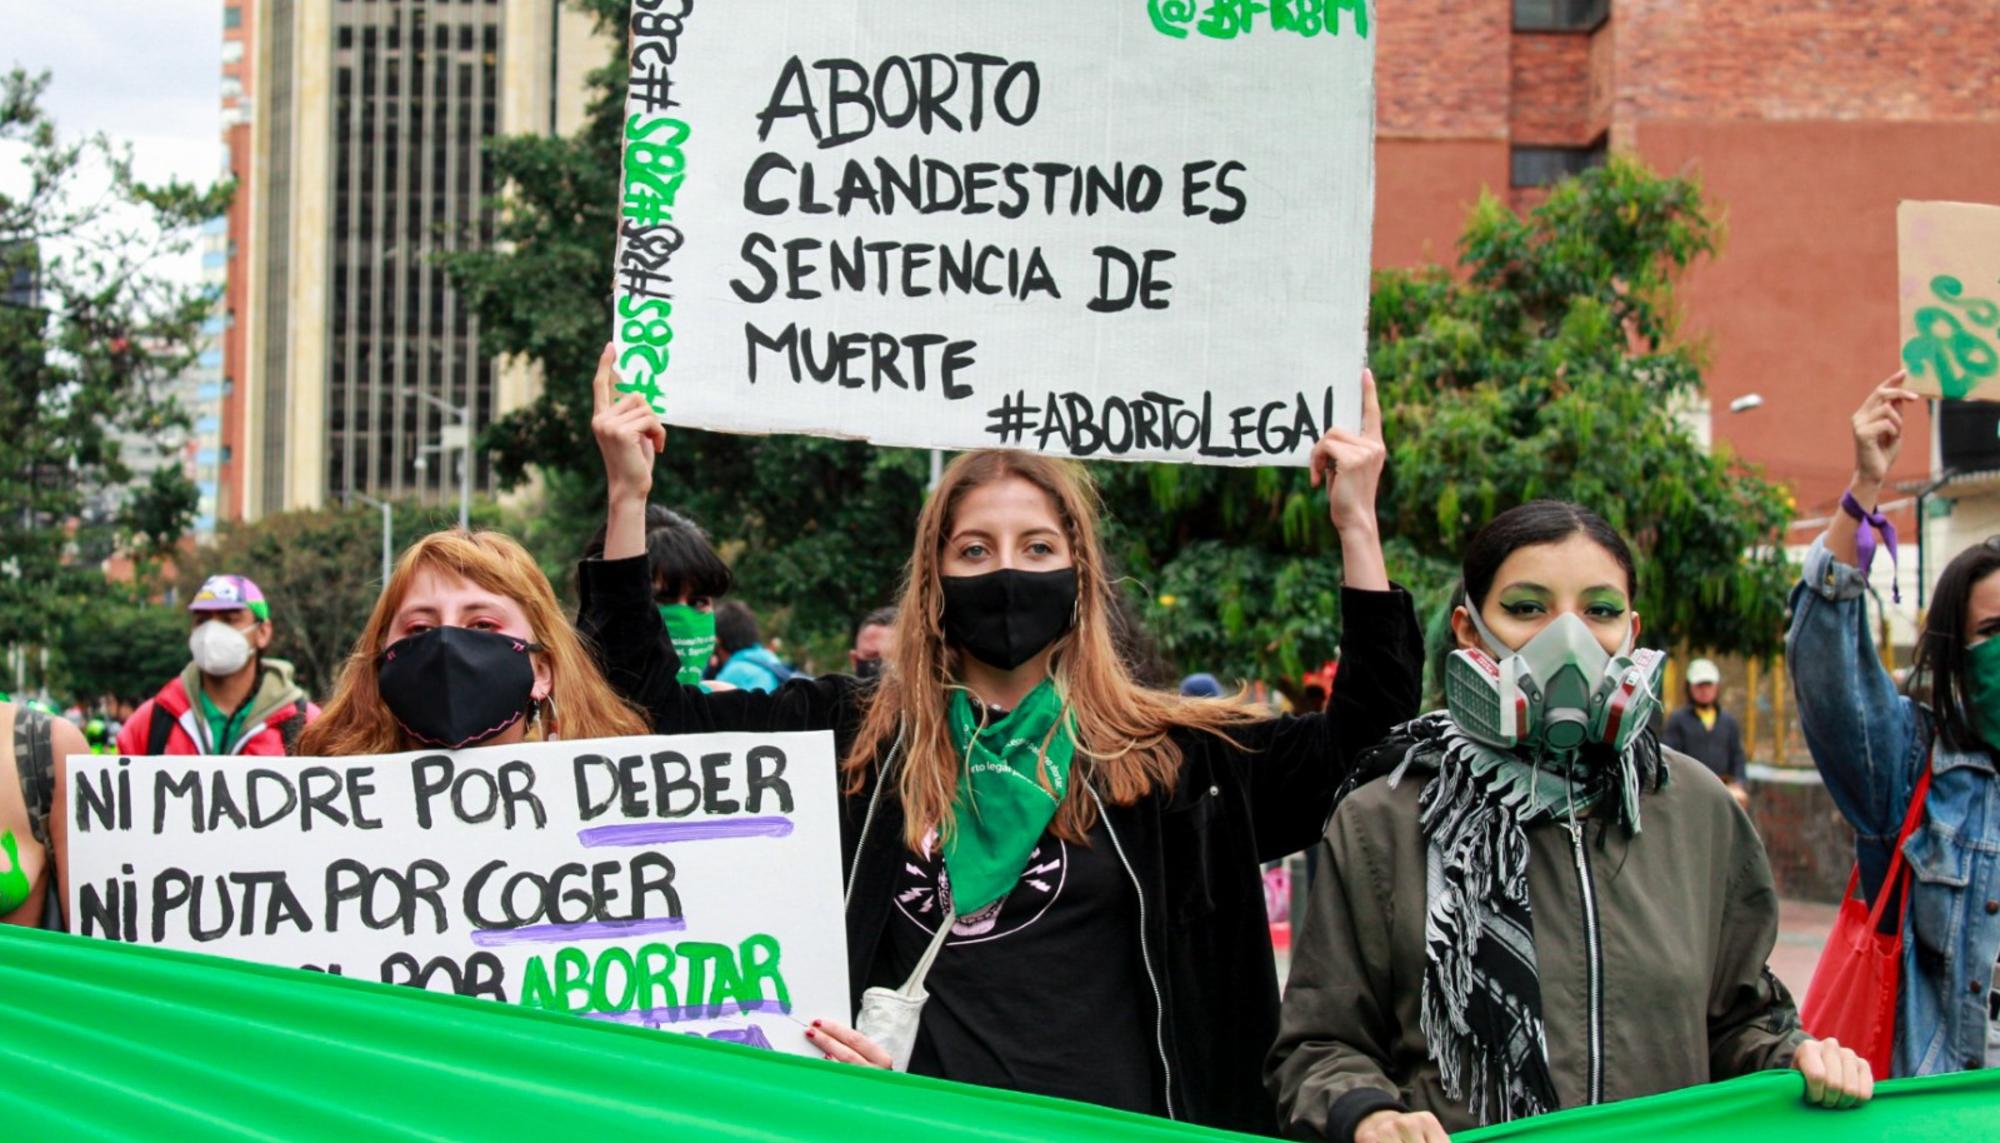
[1513,0,1609,32]
[1510,140,1608,188]
[223,6,241,29]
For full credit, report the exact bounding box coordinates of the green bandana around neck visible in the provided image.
[1967,637,2000,753]
[658,604,717,689]
[943,678,1076,916]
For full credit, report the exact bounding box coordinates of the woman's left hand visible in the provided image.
[805,1019,893,1068]
[1794,1037,1873,1110]
[1313,368,1389,590]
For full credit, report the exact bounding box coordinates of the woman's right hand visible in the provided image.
[1849,369,1918,495]
[803,1019,893,1068]
[591,342,667,562]
[591,341,667,508]
[1354,1109,1450,1143]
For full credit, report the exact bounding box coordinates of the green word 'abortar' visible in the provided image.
[519,934,789,1019]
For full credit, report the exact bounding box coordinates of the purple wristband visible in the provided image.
[1841,490,1900,604]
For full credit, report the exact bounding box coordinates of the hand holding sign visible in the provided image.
[1311,368,1389,591]
[1849,369,1918,490]
[593,342,668,561]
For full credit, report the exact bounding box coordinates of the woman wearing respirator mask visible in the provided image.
[1271,501,1872,1143]
[579,347,1423,1134]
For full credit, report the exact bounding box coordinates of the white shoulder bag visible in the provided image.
[854,913,954,1072]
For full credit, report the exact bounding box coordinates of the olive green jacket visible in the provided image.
[1268,748,1807,1141]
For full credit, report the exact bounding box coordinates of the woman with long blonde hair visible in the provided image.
[301,530,648,757]
[578,346,1422,1133]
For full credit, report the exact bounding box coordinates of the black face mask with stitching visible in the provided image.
[376,626,542,748]
[939,567,1078,671]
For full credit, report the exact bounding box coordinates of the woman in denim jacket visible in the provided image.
[1788,370,2000,1075]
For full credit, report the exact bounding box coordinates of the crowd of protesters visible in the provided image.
[13,359,1976,1141]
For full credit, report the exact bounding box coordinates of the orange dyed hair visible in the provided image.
[299,530,648,756]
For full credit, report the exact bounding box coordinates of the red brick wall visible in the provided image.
[1637,120,2000,519]
[1511,33,1599,146]
[1612,0,1999,124]
[1749,776,1857,905]
[1374,138,1509,269]
[1377,0,1511,139]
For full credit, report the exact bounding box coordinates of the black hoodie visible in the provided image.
[577,555,1421,1135]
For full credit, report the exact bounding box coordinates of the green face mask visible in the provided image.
[1967,637,2000,752]
[658,604,717,689]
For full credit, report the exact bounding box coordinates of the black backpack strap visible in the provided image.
[278,704,308,756]
[147,703,177,756]
[13,707,55,847]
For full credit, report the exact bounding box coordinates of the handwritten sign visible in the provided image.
[1898,201,2000,401]
[64,733,849,1056]
[610,0,1376,465]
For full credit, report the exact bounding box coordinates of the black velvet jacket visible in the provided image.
[577,555,1421,1135]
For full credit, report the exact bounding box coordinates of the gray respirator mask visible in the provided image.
[1443,606,1665,757]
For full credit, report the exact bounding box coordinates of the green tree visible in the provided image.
[1096,156,1794,695]
[48,593,191,706]
[0,69,230,652]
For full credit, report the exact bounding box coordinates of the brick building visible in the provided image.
[1373,0,1999,573]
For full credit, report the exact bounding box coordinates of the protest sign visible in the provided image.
[610,0,1377,465]
[63,732,849,1056]
[1897,200,2000,401]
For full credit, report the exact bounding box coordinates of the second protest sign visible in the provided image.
[611,0,1377,465]
[64,732,849,1057]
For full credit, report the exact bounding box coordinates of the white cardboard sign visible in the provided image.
[64,732,849,1056]
[611,0,1377,465]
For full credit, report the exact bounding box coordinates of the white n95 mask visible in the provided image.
[189,620,254,677]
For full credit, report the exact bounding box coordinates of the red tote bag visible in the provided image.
[1799,763,1934,1076]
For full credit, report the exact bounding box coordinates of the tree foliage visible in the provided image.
[444,6,1790,688]
[0,68,230,651]
[1097,157,1794,692]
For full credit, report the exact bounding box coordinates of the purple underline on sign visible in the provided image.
[577,816,795,847]
[469,916,688,948]
[587,998,793,1026]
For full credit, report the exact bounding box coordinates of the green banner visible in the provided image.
[2,925,1993,1140]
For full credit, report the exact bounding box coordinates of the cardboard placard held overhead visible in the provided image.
[1898,201,2000,401]
[64,733,849,1056]
[610,0,1376,465]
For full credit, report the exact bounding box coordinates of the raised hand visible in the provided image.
[1312,369,1389,590]
[590,342,667,561]
[1850,369,1919,493]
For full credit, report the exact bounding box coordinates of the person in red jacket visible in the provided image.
[114,574,318,757]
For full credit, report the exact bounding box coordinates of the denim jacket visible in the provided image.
[1787,537,2000,1076]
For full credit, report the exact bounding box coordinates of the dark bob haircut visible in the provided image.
[581,504,734,603]
[1461,500,1638,610]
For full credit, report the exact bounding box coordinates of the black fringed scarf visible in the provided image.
[1375,711,1667,1125]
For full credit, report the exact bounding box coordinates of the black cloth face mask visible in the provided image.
[939,567,1078,671]
[376,626,543,748]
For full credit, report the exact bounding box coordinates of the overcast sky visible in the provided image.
[5,1,225,283]
[9,0,224,186]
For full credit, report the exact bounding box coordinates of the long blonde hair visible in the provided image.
[299,530,649,756]
[843,451,1261,848]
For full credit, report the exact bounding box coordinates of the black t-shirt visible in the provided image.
[882,817,1159,1115]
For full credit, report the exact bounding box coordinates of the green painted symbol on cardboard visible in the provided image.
[0,831,31,914]
[1903,276,2000,399]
